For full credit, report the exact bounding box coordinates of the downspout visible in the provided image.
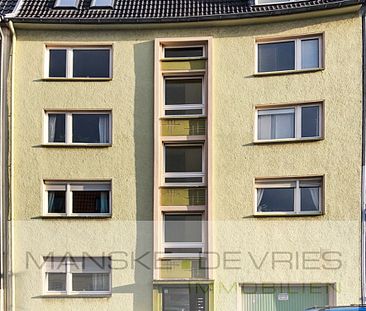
[361,3,366,305]
[6,21,14,311]
[0,21,4,311]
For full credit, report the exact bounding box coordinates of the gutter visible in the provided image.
[6,20,14,311]
[362,2,366,305]
[6,0,363,25]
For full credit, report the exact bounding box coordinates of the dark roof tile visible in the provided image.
[11,0,364,23]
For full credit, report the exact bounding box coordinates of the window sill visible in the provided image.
[39,215,112,219]
[42,78,112,82]
[41,143,112,148]
[253,212,323,217]
[253,68,324,77]
[39,293,111,298]
[253,137,324,144]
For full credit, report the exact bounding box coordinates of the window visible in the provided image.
[163,285,208,311]
[164,144,204,185]
[255,178,322,215]
[54,0,79,7]
[256,103,322,141]
[164,77,204,116]
[164,46,205,58]
[257,36,322,73]
[47,47,112,78]
[46,112,111,145]
[44,256,111,295]
[44,182,111,216]
[163,214,204,255]
[91,0,114,7]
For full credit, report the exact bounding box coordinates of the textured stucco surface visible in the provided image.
[13,11,362,310]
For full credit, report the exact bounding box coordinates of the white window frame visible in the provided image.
[255,177,323,216]
[43,181,112,217]
[44,111,112,146]
[45,46,113,79]
[43,256,112,296]
[54,0,79,7]
[163,143,205,187]
[163,76,206,117]
[162,44,206,60]
[255,103,322,142]
[90,0,114,7]
[162,212,206,259]
[256,36,323,73]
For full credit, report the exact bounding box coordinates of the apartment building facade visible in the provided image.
[0,0,363,310]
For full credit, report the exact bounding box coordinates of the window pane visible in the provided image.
[163,286,208,311]
[92,0,113,6]
[72,114,110,143]
[72,191,109,214]
[48,191,66,213]
[48,114,65,143]
[165,109,203,116]
[301,187,320,211]
[49,50,67,77]
[257,188,294,212]
[48,273,66,291]
[164,47,204,58]
[165,248,202,254]
[73,49,110,78]
[165,214,202,243]
[301,106,320,138]
[165,146,202,173]
[258,41,295,72]
[70,257,111,273]
[165,79,202,106]
[301,39,320,69]
[258,109,295,140]
[55,0,78,6]
[72,273,110,291]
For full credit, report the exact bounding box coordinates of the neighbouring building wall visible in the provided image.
[11,9,362,311]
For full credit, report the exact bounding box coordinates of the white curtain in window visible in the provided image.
[257,189,265,211]
[100,192,109,213]
[92,273,109,291]
[48,115,57,142]
[309,187,319,209]
[98,115,109,143]
[273,114,294,139]
[258,115,272,140]
[48,192,55,213]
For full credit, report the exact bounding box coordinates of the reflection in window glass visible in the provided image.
[92,0,113,7]
[165,79,202,106]
[48,114,66,143]
[73,49,110,78]
[258,41,295,72]
[48,191,66,213]
[301,106,319,138]
[49,50,67,77]
[72,114,110,143]
[165,214,202,243]
[55,0,79,7]
[258,109,295,140]
[164,47,204,58]
[301,39,320,69]
[72,273,110,291]
[301,187,320,211]
[165,146,202,173]
[257,188,294,212]
[72,191,110,214]
[48,273,66,291]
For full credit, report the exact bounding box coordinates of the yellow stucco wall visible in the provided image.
[12,10,362,310]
